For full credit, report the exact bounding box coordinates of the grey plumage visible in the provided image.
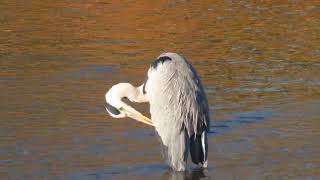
[145,52,210,171]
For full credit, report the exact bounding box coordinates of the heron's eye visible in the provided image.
[122,97,129,101]
[106,103,121,115]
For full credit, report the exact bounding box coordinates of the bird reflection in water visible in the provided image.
[161,168,208,180]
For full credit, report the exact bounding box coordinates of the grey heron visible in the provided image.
[105,52,210,171]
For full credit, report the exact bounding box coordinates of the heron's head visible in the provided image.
[105,99,126,119]
[105,83,153,126]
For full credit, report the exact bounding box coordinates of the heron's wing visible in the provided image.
[145,53,210,169]
[190,131,208,167]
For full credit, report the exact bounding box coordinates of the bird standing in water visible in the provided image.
[105,52,210,171]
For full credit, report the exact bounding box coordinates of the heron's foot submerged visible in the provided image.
[170,162,208,172]
[171,159,187,171]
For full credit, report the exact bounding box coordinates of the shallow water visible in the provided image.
[1,0,320,179]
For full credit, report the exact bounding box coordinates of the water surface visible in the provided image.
[1,0,320,179]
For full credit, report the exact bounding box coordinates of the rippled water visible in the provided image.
[1,1,320,179]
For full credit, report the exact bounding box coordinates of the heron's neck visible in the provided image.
[106,83,147,107]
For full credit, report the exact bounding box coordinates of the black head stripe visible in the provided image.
[151,56,172,69]
[106,103,120,115]
[142,78,148,94]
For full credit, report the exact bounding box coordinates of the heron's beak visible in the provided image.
[122,107,154,126]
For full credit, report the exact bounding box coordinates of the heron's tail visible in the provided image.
[190,131,208,167]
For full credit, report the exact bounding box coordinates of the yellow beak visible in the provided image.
[122,107,154,126]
